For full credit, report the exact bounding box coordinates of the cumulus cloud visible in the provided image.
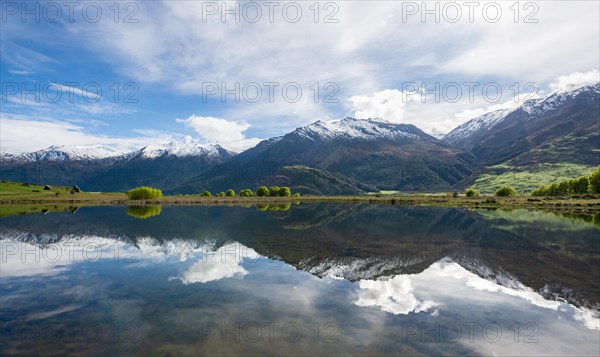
[177,115,261,152]
[0,116,181,153]
[176,243,260,284]
[354,275,438,315]
[347,89,414,123]
[549,70,600,93]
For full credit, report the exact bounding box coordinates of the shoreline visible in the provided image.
[2,195,600,215]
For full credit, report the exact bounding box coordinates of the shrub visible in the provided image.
[465,188,480,197]
[200,191,212,197]
[218,192,225,197]
[226,189,235,197]
[239,189,253,197]
[256,186,269,197]
[278,186,291,197]
[589,166,600,194]
[127,186,163,200]
[495,185,517,197]
[268,186,280,197]
[293,193,301,197]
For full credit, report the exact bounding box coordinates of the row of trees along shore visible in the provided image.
[127,186,299,200]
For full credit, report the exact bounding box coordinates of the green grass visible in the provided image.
[0,181,73,198]
[472,163,596,194]
[0,180,127,201]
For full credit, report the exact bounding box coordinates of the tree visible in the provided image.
[570,176,590,195]
[278,186,291,197]
[495,185,517,197]
[127,186,163,200]
[200,191,212,197]
[589,166,600,194]
[239,189,253,197]
[556,181,570,196]
[531,185,550,196]
[465,188,480,197]
[256,186,269,197]
[226,189,235,197]
[269,186,280,197]
[218,192,225,197]
[293,193,301,197]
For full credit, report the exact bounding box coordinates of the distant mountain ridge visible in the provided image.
[2,83,598,194]
[1,137,233,163]
[175,117,476,194]
[443,83,600,166]
[0,138,235,192]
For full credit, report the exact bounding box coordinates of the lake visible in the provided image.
[1,204,598,356]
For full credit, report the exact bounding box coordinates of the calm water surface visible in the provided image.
[1,204,599,356]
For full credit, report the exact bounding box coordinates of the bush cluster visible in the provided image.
[196,186,294,197]
[255,186,292,197]
[495,185,518,197]
[465,188,480,197]
[127,186,163,200]
[239,189,253,197]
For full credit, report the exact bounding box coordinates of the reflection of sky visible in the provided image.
[172,243,261,284]
[0,236,214,278]
[1,236,599,356]
[354,259,599,330]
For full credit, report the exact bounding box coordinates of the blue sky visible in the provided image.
[1,0,599,153]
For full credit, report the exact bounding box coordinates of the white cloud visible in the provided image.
[177,115,261,152]
[49,83,102,101]
[549,70,600,93]
[176,243,260,284]
[347,89,413,123]
[8,69,33,75]
[354,275,438,315]
[2,1,599,145]
[0,116,180,153]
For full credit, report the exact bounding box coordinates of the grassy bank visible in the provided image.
[2,180,600,217]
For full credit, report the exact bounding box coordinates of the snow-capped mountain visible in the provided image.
[467,82,599,165]
[524,82,600,116]
[1,137,234,164]
[126,137,234,160]
[178,116,476,194]
[1,144,121,163]
[292,117,433,142]
[442,82,600,150]
[0,137,236,193]
[442,108,512,148]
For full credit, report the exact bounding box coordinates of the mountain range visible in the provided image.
[1,83,598,194]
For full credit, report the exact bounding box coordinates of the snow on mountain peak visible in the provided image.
[134,137,225,159]
[294,117,425,141]
[7,144,122,162]
[1,137,232,163]
[443,82,600,144]
[443,108,511,144]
